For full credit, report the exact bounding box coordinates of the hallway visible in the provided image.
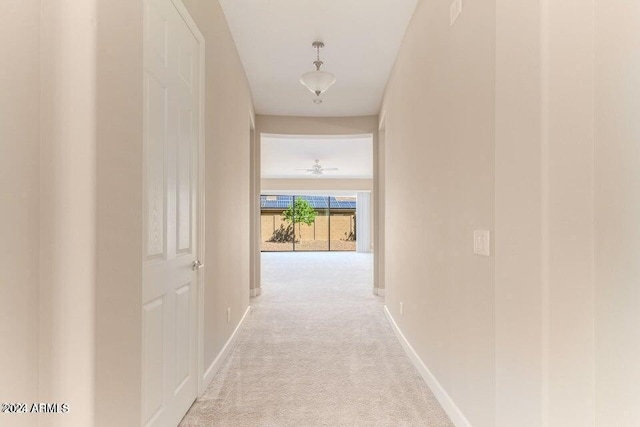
[180,253,452,426]
[4,0,639,425]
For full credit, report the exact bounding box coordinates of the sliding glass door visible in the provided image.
[260,195,294,251]
[260,195,356,252]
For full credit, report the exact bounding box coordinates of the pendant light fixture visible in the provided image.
[300,41,336,98]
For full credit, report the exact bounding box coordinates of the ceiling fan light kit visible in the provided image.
[300,41,336,101]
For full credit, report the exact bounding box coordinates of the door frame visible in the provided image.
[374,113,386,296]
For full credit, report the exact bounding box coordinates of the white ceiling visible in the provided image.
[218,0,419,117]
[261,135,373,179]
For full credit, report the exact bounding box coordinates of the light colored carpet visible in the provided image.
[180,252,453,427]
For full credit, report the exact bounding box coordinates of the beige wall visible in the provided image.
[381,0,496,425]
[494,1,544,424]
[52,1,254,422]
[2,2,139,425]
[39,1,98,426]
[1,1,252,425]
[182,0,254,375]
[496,0,596,425]
[382,0,640,425]
[94,0,144,425]
[39,1,146,425]
[594,0,640,424]
[256,115,378,137]
[0,2,41,426]
[544,0,595,424]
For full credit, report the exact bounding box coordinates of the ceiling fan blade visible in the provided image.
[321,168,339,171]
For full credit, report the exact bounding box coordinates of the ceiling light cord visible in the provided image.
[313,42,324,70]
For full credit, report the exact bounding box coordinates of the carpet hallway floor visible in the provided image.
[180,252,453,427]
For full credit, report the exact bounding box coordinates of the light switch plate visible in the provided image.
[450,0,462,26]
[474,230,490,256]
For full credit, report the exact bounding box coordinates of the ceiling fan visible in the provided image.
[296,159,338,176]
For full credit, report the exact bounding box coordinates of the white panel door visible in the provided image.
[143,0,201,426]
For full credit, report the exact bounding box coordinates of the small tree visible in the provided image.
[267,198,317,244]
[282,198,317,226]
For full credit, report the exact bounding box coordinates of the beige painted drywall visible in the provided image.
[0,2,41,426]
[256,115,378,137]
[93,0,144,425]
[39,1,98,426]
[94,2,255,420]
[182,0,254,374]
[594,1,640,424]
[494,0,543,426]
[382,0,597,425]
[40,2,146,426]
[380,0,496,425]
[496,0,597,425]
[544,1,595,424]
[3,1,252,426]
[494,0,544,423]
[1,2,142,425]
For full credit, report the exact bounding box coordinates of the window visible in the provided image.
[260,195,356,252]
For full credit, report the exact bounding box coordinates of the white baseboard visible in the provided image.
[250,287,262,298]
[373,287,385,297]
[384,306,472,427]
[200,305,251,395]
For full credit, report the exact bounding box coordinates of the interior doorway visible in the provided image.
[257,133,375,291]
[259,134,373,254]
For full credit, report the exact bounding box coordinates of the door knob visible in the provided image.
[192,260,203,271]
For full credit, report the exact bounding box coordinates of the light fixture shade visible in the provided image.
[300,70,336,96]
